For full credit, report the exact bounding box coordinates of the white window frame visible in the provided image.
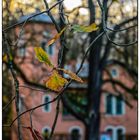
[110,67,119,78]
[104,94,125,116]
[42,95,51,113]
[105,126,125,140]
[45,43,55,56]
[69,126,82,140]
[42,126,51,133]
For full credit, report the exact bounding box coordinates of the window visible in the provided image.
[63,106,70,116]
[110,68,118,78]
[105,126,125,140]
[45,44,54,55]
[17,47,26,57]
[69,127,82,140]
[42,127,51,140]
[106,95,113,114]
[105,94,125,115]
[117,129,124,140]
[106,128,113,140]
[116,97,123,115]
[43,95,51,112]
[41,41,54,56]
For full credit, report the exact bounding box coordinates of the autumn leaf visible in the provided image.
[112,0,119,2]
[57,68,83,83]
[2,54,8,62]
[45,70,68,92]
[34,47,53,67]
[2,53,13,62]
[47,27,67,46]
[25,127,43,140]
[10,0,15,11]
[71,23,98,32]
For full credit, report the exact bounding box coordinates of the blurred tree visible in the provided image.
[2,66,13,139]
[2,0,137,140]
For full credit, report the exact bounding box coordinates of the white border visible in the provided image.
[104,93,125,116]
[42,126,51,133]
[105,125,125,140]
[69,126,82,135]
[110,67,119,78]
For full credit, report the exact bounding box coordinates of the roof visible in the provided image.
[18,9,53,24]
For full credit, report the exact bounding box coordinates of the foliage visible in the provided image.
[2,0,137,140]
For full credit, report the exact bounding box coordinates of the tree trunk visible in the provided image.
[86,0,104,139]
[86,40,103,140]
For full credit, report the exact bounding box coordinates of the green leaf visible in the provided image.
[34,47,53,67]
[71,23,99,32]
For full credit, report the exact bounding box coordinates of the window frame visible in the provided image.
[110,67,119,78]
[42,95,51,113]
[104,94,125,116]
[105,126,125,140]
[69,126,82,140]
[42,126,51,140]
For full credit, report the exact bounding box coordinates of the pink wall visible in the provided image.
[11,22,137,140]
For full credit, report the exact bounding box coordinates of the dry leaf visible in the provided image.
[71,23,98,32]
[10,0,14,11]
[34,47,53,67]
[57,68,83,83]
[47,27,67,46]
[45,70,68,92]
[2,54,8,62]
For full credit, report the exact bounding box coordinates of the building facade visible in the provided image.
[11,11,137,140]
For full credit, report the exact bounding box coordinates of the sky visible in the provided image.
[63,0,82,10]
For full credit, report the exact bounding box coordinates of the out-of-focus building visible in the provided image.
[11,10,137,140]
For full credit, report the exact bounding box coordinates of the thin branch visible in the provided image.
[3,0,64,32]
[3,33,23,140]
[3,96,16,111]
[103,90,133,108]
[76,31,105,74]
[10,96,59,127]
[43,0,60,32]
[30,110,40,140]
[49,97,61,139]
[102,69,134,108]
[105,33,138,47]
[19,85,50,93]
[96,0,138,47]
[107,24,137,32]
[103,79,137,96]
[103,59,137,79]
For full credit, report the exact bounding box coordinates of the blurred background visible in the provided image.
[2,0,137,140]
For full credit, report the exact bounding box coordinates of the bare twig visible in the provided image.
[107,24,137,32]
[19,85,50,93]
[49,97,61,139]
[2,96,16,111]
[96,0,138,47]
[3,33,23,140]
[105,33,138,47]
[3,0,64,32]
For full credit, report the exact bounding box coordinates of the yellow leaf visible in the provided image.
[2,54,8,62]
[57,68,83,83]
[2,53,13,62]
[47,27,67,46]
[71,23,99,32]
[45,70,68,92]
[112,0,119,2]
[10,0,15,11]
[34,47,53,67]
